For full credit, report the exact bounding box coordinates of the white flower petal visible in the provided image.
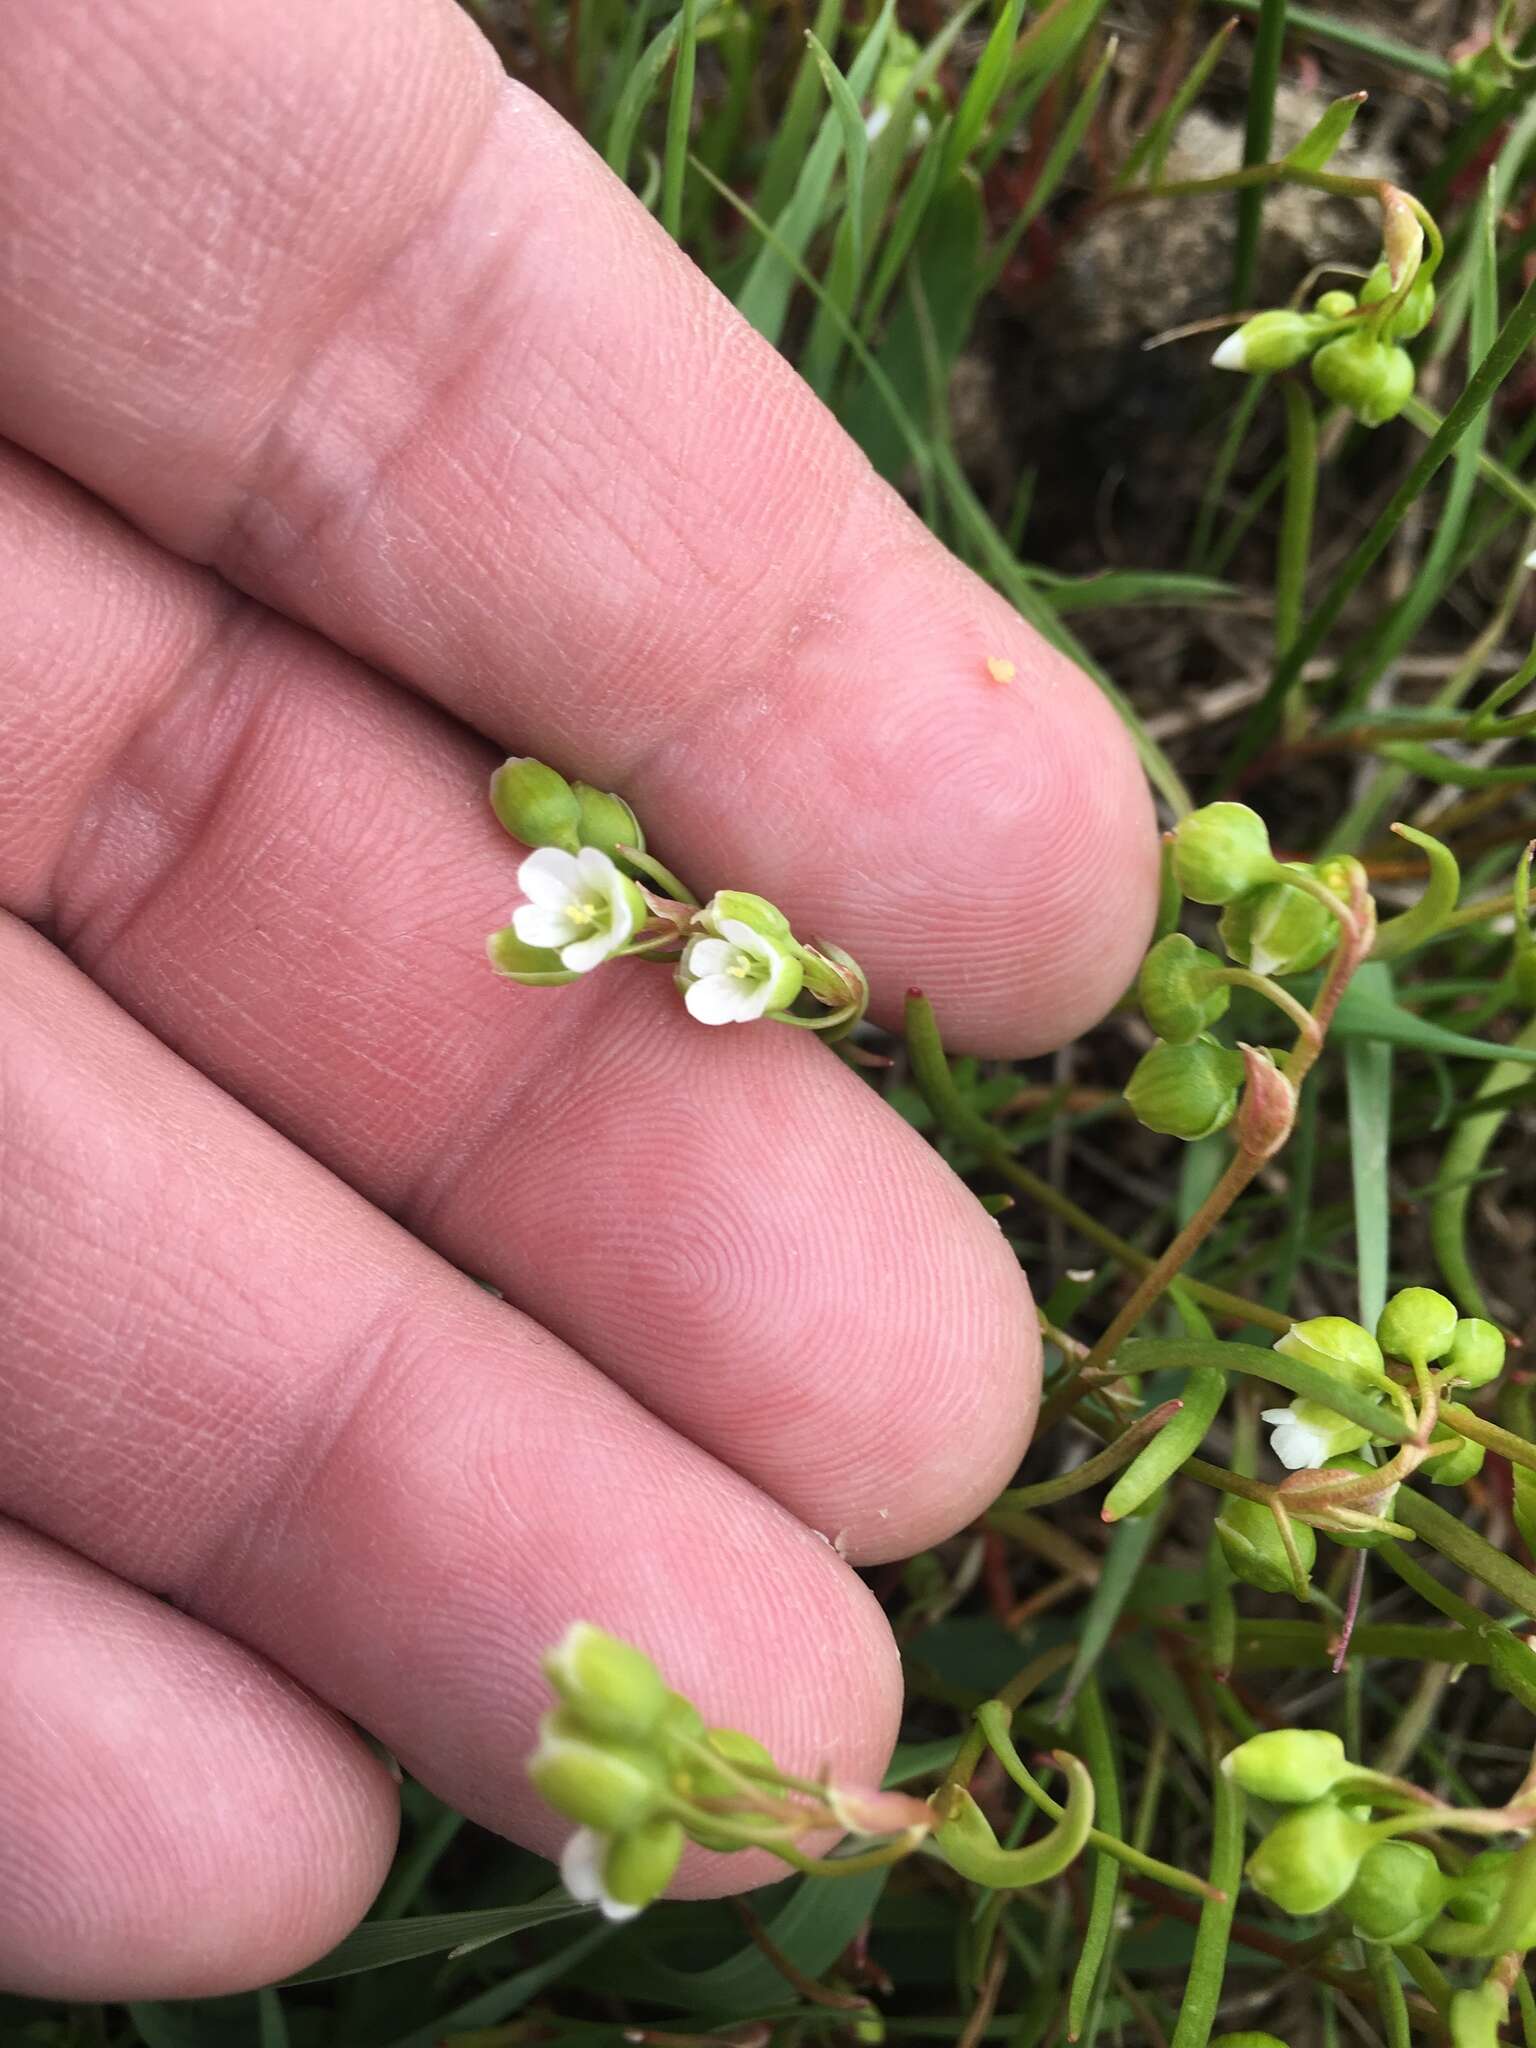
[685,973,759,1025]
[603,882,637,950]
[717,917,769,955]
[514,903,581,950]
[1211,332,1248,371]
[519,846,584,907]
[560,1828,606,1905]
[561,928,624,975]
[1260,1408,1297,1427]
[575,845,622,889]
[684,937,735,980]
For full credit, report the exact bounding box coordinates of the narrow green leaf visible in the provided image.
[1118,16,1238,189]
[1028,569,1236,612]
[1345,959,1394,1330]
[256,1990,286,2048]
[981,32,1117,294]
[1119,1338,1415,1444]
[1168,1764,1244,2048]
[942,0,1027,180]
[805,32,869,286]
[1055,1510,1165,1719]
[1232,0,1287,310]
[277,1897,587,1985]
[603,10,682,182]
[1372,826,1461,961]
[734,0,893,345]
[1329,984,1536,1067]
[1281,90,1365,171]
[660,0,702,241]
[754,0,845,226]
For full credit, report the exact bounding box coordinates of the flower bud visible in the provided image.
[1125,1038,1244,1141]
[1360,259,1437,342]
[1215,1496,1315,1595]
[544,1624,669,1743]
[1377,1286,1459,1368]
[1426,1424,1484,1489]
[601,1816,685,1911]
[1318,1455,1399,1546]
[1212,310,1326,374]
[1138,933,1229,1042]
[490,757,582,851]
[1234,1043,1296,1161]
[1169,803,1276,905]
[697,890,794,942]
[1342,1840,1450,1944]
[1448,1983,1505,2048]
[1442,1318,1505,1389]
[485,927,580,986]
[1275,1317,1384,1391]
[571,783,645,861]
[1246,1800,1376,1915]
[1311,332,1416,428]
[1314,289,1357,320]
[528,1714,669,1833]
[1219,864,1341,976]
[1224,1728,1347,1805]
[1445,1849,1515,1926]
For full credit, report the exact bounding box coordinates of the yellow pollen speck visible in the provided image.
[727,960,752,978]
[985,656,1016,684]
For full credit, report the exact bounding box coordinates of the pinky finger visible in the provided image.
[0,1517,398,2000]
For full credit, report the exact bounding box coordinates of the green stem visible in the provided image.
[1363,1941,1413,2048]
[1232,0,1288,310]
[1211,965,1320,1042]
[1439,1402,1536,1477]
[1431,1012,1536,1315]
[1228,271,1536,776]
[1276,378,1317,688]
[1204,0,1454,81]
[621,845,699,907]
[1068,1681,1123,2039]
[987,1400,1184,1513]
[1167,1760,1244,2048]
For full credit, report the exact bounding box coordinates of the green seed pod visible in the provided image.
[1224,1728,1347,1805]
[1215,1496,1315,1596]
[1318,1455,1399,1549]
[1274,1316,1384,1391]
[489,757,582,851]
[1426,1424,1485,1489]
[1445,1849,1515,1927]
[528,1713,668,1832]
[1169,803,1276,905]
[1246,1800,1376,1916]
[1219,865,1339,976]
[1124,1037,1244,1142]
[544,1624,669,1743]
[1360,259,1437,342]
[571,782,645,862]
[1212,310,1328,374]
[1314,289,1357,320]
[1377,1286,1459,1368]
[601,1816,685,1910]
[1311,332,1416,428]
[1442,1318,1505,1389]
[1341,1840,1450,1944]
[485,927,579,986]
[1138,932,1230,1042]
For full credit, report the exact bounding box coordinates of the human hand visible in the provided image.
[0,0,1157,2000]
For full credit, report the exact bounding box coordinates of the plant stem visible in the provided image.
[1232,0,1287,310]
[1363,1942,1413,2048]
[1276,379,1317,720]
[1168,1759,1244,2048]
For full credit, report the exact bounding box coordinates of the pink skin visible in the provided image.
[0,0,1158,2000]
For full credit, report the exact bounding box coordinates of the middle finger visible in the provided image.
[2,442,1037,1564]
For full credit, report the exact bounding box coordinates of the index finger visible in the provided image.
[0,0,1157,1053]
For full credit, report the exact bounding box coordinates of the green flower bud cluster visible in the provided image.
[1211,250,1437,429]
[1227,1731,1534,1956]
[484,759,866,1033]
[529,1624,930,1921]
[1125,806,1360,1144]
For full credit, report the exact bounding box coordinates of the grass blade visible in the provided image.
[660,0,701,242]
[1345,960,1395,1330]
[1231,0,1287,309]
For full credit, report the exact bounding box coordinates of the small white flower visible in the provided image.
[559,1826,642,1923]
[680,917,803,1026]
[1262,1400,1372,1472]
[511,846,643,974]
[1211,332,1249,371]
